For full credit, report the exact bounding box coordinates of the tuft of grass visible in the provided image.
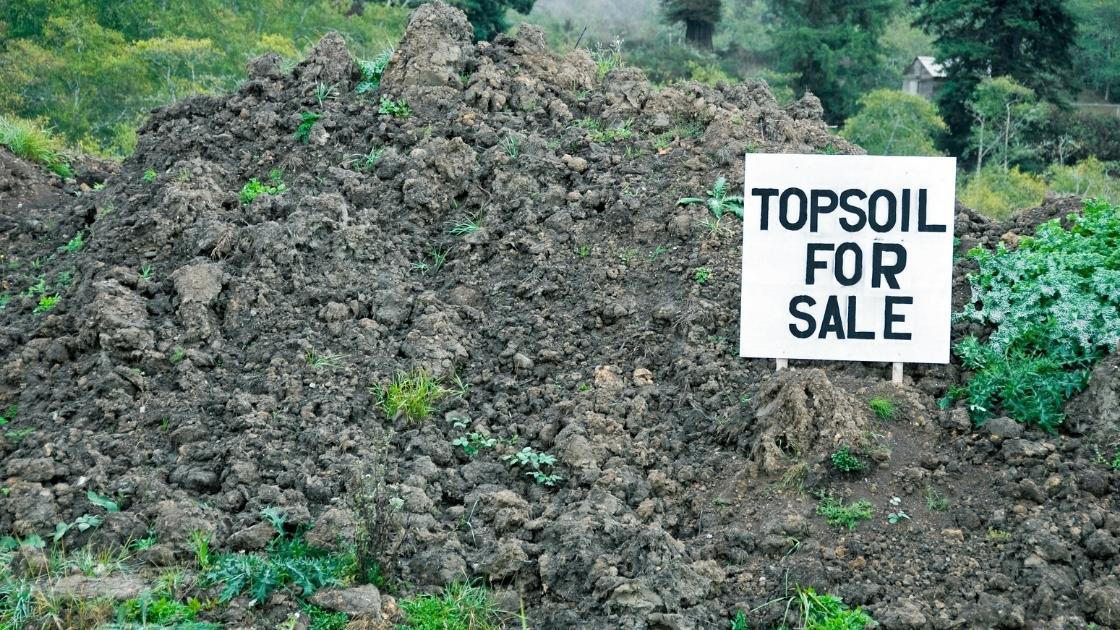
[295,111,322,144]
[0,115,72,177]
[372,370,459,422]
[142,168,157,183]
[347,146,385,171]
[830,447,866,473]
[411,248,449,275]
[501,134,521,159]
[449,215,482,236]
[62,231,85,253]
[816,494,874,530]
[399,581,502,630]
[239,170,287,205]
[868,396,896,419]
[924,485,950,512]
[305,349,346,371]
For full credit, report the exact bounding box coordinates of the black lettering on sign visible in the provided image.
[839,189,867,232]
[805,243,834,284]
[810,190,838,232]
[868,190,896,233]
[752,188,779,230]
[871,243,907,289]
[847,296,874,339]
[835,242,862,287]
[917,188,947,232]
[818,296,845,339]
[884,296,913,340]
[789,295,816,338]
[779,188,808,230]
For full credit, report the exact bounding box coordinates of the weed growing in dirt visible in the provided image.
[411,248,449,274]
[730,609,747,630]
[575,117,633,143]
[576,244,591,257]
[0,114,72,177]
[62,231,84,253]
[868,396,896,419]
[347,146,385,171]
[55,270,72,286]
[451,425,496,457]
[305,349,346,371]
[501,133,521,159]
[295,111,322,144]
[33,294,60,314]
[378,96,412,118]
[0,405,16,425]
[356,48,393,94]
[830,447,866,473]
[504,446,562,486]
[0,294,9,311]
[925,486,950,511]
[592,38,623,81]
[203,509,352,606]
[1111,452,1120,470]
[449,215,482,235]
[795,586,874,629]
[239,170,286,205]
[987,528,1011,541]
[944,199,1120,431]
[677,177,744,220]
[142,168,157,182]
[693,266,712,285]
[372,370,456,422]
[314,82,338,107]
[189,531,211,570]
[116,590,210,628]
[399,580,501,630]
[886,496,910,524]
[652,132,673,152]
[169,347,186,364]
[816,494,874,530]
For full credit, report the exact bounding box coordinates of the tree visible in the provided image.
[1069,0,1120,101]
[767,0,900,123]
[916,0,1076,152]
[840,89,947,156]
[966,76,1043,173]
[450,0,535,40]
[662,0,722,50]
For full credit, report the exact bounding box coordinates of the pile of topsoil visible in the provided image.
[2,3,1118,628]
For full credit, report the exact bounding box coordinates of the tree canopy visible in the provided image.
[840,89,947,156]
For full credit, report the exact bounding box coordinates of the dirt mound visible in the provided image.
[2,2,1119,628]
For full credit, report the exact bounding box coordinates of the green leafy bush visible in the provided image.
[963,166,1043,216]
[356,48,394,94]
[830,447,866,473]
[1046,157,1120,203]
[840,89,947,156]
[796,587,875,629]
[959,165,1047,219]
[378,96,411,118]
[944,199,1120,431]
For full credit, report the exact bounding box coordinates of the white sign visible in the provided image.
[739,154,956,364]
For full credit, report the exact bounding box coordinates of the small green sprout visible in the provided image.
[869,396,896,419]
[378,96,411,118]
[693,266,712,285]
[677,176,744,220]
[295,111,322,143]
[34,294,60,314]
[830,447,866,473]
[142,168,157,182]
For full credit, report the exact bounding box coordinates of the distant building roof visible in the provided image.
[915,56,946,78]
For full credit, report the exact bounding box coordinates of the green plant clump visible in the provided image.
[239,170,287,205]
[378,96,411,118]
[504,446,562,487]
[355,48,394,94]
[0,114,72,177]
[399,581,501,630]
[868,396,896,419]
[295,111,322,143]
[372,370,456,422]
[943,199,1120,431]
[678,176,744,220]
[816,495,874,530]
[142,168,157,182]
[795,587,874,629]
[829,447,866,473]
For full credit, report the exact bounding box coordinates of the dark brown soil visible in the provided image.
[2,3,1118,629]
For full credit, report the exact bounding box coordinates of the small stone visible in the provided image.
[562,154,588,173]
[310,585,382,617]
[632,368,654,387]
[942,528,965,542]
[227,522,276,551]
[512,353,534,372]
[984,416,1022,440]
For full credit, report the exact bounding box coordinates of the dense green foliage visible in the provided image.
[0,1,407,155]
[399,581,502,630]
[840,89,946,156]
[1069,0,1120,102]
[796,587,875,630]
[453,0,536,40]
[916,0,1076,152]
[946,199,1120,431]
